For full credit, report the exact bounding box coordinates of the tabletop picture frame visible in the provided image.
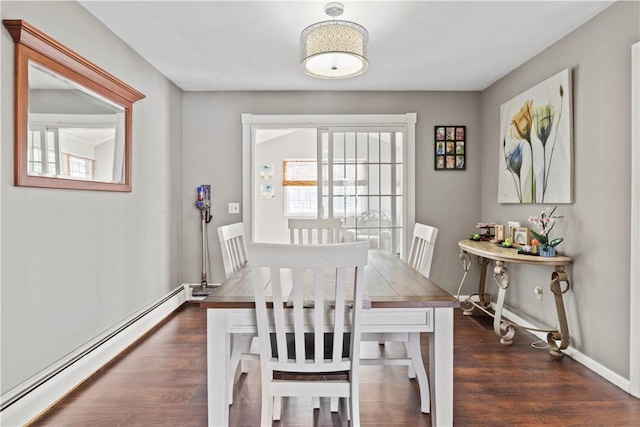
[511,226,530,246]
[435,125,466,170]
[507,221,520,240]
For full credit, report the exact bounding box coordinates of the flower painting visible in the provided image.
[498,69,573,203]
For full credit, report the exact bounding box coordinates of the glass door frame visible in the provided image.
[320,126,405,255]
[242,113,417,259]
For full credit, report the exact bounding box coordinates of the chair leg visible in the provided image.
[228,339,242,405]
[350,389,360,426]
[330,397,339,412]
[260,390,273,427]
[273,396,282,421]
[407,332,430,413]
[240,358,250,374]
[312,397,320,409]
[404,341,416,379]
[242,335,259,373]
[228,334,253,405]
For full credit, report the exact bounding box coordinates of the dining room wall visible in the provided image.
[253,128,317,244]
[479,0,639,380]
[182,91,482,293]
[1,1,183,393]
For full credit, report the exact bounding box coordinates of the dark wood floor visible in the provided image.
[30,303,640,426]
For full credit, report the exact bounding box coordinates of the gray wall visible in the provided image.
[1,1,183,393]
[182,92,481,291]
[254,129,317,244]
[480,1,639,378]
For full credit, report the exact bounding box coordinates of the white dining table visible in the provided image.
[200,249,460,426]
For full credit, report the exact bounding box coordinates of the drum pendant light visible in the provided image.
[300,2,369,79]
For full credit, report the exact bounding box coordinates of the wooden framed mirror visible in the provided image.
[3,20,145,192]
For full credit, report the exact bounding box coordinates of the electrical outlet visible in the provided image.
[534,286,543,300]
[228,203,240,214]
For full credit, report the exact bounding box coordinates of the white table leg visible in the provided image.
[407,331,430,413]
[429,307,453,427]
[208,309,230,427]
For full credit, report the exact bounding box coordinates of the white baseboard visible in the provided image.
[458,295,632,395]
[1,286,187,427]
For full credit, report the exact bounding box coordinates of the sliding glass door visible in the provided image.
[243,113,416,258]
[319,128,404,254]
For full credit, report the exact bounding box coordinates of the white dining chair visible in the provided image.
[248,242,369,426]
[360,222,438,414]
[403,223,438,377]
[288,218,343,244]
[288,217,344,411]
[407,223,439,279]
[218,222,249,278]
[217,222,255,405]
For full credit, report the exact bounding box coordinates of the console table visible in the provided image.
[457,240,572,356]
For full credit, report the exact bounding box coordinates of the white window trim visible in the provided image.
[242,113,417,258]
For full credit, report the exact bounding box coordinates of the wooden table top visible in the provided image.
[458,239,572,266]
[200,249,460,310]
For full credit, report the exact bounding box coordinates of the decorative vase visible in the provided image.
[540,246,557,257]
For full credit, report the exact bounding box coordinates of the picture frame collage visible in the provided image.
[477,221,536,249]
[435,125,466,170]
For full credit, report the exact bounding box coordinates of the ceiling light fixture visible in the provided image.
[300,2,369,79]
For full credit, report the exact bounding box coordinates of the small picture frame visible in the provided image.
[259,165,274,179]
[511,226,530,246]
[495,224,505,242]
[507,221,520,239]
[435,125,465,170]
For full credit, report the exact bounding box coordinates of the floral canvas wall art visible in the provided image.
[498,69,573,203]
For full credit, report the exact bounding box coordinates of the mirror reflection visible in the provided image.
[28,61,126,184]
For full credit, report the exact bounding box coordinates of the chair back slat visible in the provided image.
[218,223,249,278]
[270,266,289,362]
[290,268,304,364]
[288,218,343,245]
[332,267,347,361]
[249,242,368,374]
[313,267,324,362]
[407,223,439,278]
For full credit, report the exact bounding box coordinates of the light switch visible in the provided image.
[228,203,240,214]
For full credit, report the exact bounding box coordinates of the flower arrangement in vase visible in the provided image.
[528,206,563,257]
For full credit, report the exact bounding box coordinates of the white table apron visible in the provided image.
[206,306,454,427]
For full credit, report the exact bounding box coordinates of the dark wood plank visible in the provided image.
[200,250,459,310]
[29,303,640,426]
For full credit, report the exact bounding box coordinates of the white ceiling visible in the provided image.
[79,0,615,92]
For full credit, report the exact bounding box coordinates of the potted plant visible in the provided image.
[528,206,564,257]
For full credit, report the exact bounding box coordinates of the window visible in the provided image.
[28,126,59,176]
[29,125,96,180]
[62,153,95,180]
[283,160,318,216]
[283,159,368,217]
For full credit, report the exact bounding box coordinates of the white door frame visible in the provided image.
[630,41,639,398]
[241,113,417,257]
